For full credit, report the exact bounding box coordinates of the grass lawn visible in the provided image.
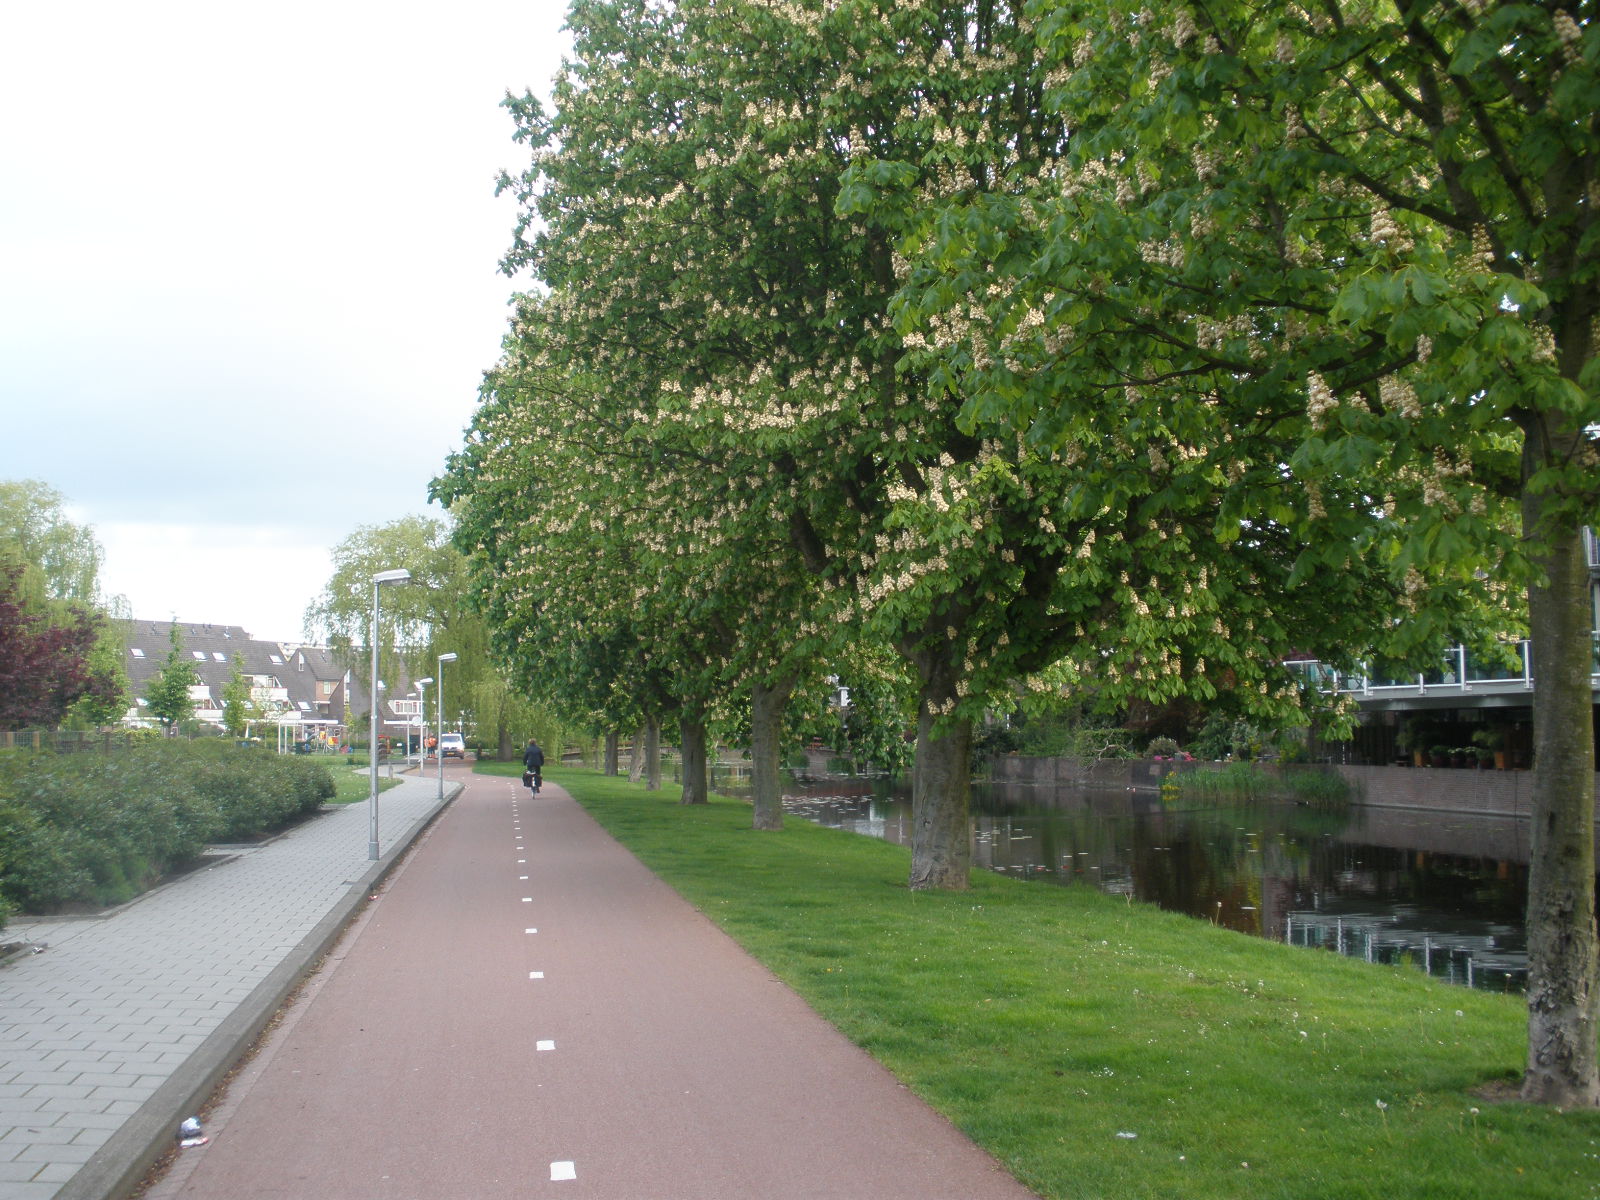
[479,761,1600,1199]
[329,764,406,805]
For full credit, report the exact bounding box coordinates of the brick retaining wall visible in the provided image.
[987,755,1600,820]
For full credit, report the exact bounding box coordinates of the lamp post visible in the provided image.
[369,568,411,860]
[436,652,458,800]
[414,678,432,770]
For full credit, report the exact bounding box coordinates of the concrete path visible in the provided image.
[140,772,1036,1199]
[0,768,457,1200]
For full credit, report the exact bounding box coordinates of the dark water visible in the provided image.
[770,775,1543,992]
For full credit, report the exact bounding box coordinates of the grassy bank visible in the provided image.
[330,765,406,805]
[510,764,1598,1200]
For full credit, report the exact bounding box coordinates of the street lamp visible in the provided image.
[436,652,458,800]
[369,568,411,860]
[414,678,433,770]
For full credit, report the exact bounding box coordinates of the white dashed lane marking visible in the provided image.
[551,1162,576,1181]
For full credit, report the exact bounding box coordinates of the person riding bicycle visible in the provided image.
[522,738,545,792]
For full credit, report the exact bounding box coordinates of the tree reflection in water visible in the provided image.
[776,777,1565,993]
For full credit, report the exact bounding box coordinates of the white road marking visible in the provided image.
[525,928,538,934]
[530,971,544,979]
[537,1040,555,1051]
[520,875,529,880]
[522,897,533,902]
[550,1161,576,1181]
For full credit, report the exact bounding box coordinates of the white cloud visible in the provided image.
[1,0,569,638]
[97,521,335,643]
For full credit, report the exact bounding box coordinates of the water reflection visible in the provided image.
[779,778,1549,993]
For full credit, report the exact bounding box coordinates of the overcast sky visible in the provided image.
[1,1,570,642]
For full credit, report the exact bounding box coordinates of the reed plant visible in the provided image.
[1179,761,1353,809]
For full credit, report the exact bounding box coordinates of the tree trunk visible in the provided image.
[627,725,645,784]
[496,708,514,762]
[750,673,796,830]
[604,730,620,776]
[1520,495,1599,1105]
[680,711,709,805]
[645,715,662,791]
[907,652,972,891]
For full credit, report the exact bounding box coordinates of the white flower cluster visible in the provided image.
[1553,10,1583,66]
[1379,375,1423,420]
[1306,372,1337,430]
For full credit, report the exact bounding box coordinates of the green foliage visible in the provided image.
[0,479,104,607]
[220,655,258,739]
[144,623,198,732]
[1006,712,1136,760]
[0,742,333,919]
[1178,762,1352,809]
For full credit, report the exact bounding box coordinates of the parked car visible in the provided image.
[438,732,466,759]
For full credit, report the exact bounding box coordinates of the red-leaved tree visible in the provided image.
[0,565,102,729]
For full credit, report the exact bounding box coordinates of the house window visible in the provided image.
[192,651,206,661]
[131,648,145,659]
[269,654,284,665]
[213,652,226,662]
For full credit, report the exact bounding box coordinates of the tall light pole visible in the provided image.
[369,568,411,860]
[414,678,432,769]
[436,651,458,800]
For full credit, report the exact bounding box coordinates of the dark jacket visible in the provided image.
[522,742,545,770]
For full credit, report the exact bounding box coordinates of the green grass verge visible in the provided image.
[495,763,1599,1200]
[330,767,405,805]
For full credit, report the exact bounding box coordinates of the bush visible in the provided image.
[0,741,337,921]
[1176,761,1351,809]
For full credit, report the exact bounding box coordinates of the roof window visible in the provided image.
[131,648,145,658]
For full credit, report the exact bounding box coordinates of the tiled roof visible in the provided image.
[121,620,369,726]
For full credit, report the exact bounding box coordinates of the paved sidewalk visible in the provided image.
[0,771,458,1200]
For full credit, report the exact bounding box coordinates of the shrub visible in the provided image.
[0,741,337,920]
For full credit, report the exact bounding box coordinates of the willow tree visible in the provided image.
[306,515,538,756]
[954,0,1596,1105]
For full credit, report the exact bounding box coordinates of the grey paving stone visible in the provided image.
[0,773,451,1199]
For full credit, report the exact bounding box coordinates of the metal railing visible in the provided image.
[1286,635,1600,698]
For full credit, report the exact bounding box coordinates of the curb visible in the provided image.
[54,781,464,1200]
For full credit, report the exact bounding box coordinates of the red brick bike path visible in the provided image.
[147,771,1038,1199]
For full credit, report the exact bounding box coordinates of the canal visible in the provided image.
[766,776,1554,992]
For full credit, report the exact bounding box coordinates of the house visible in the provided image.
[118,620,413,741]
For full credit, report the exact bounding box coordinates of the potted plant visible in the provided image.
[1469,728,1498,768]
[1396,717,1429,767]
[1429,744,1452,769]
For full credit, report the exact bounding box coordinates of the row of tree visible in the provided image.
[437,0,1596,1102]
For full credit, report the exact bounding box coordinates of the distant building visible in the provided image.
[118,620,405,739]
[1287,528,1600,765]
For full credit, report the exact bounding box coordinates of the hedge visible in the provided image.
[0,741,335,925]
